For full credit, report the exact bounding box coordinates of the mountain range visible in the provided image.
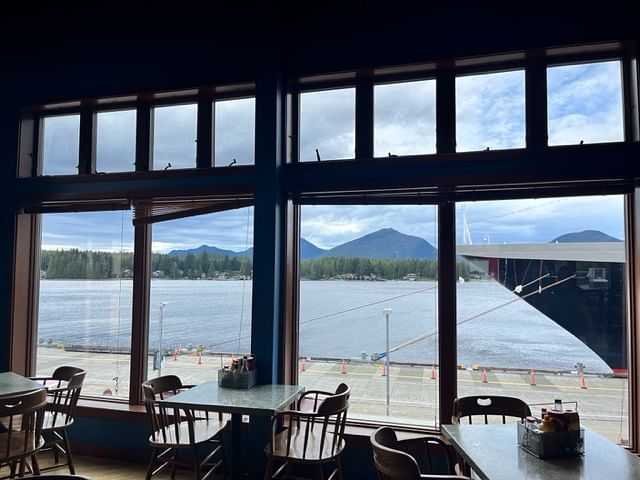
[168,228,619,260]
[169,228,437,260]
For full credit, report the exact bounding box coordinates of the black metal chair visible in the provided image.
[31,366,86,475]
[142,375,226,480]
[451,395,531,475]
[264,385,350,480]
[0,389,48,479]
[452,395,531,425]
[370,427,468,480]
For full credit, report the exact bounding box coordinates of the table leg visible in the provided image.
[230,413,242,480]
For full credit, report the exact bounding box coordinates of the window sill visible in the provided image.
[76,398,147,421]
[74,399,442,440]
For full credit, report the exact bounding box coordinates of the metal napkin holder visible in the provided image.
[517,421,584,459]
[218,368,257,389]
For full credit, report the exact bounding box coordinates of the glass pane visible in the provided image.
[152,104,197,170]
[41,115,80,175]
[37,210,134,398]
[299,205,438,427]
[547,61,624,145]
[96,109,137,173]
[374,80,436,156]
[215,97,255,166]
[300,88,355,161]
[147,208,254,385]
[456,70,526,152]
[456,195,628,445]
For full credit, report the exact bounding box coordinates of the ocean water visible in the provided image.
[37,279,611,373]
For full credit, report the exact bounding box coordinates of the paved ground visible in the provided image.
[37,347,629,444]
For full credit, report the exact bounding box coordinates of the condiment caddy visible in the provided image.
[517,399,584,459]
[218,355,257,389]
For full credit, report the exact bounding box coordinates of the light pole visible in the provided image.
[159,302,167,376]
[383,308,392,416]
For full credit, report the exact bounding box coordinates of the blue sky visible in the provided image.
[40,61,626,252]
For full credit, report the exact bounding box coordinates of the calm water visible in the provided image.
[38,279,611,373]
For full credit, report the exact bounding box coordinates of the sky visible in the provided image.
[40,60,626,252]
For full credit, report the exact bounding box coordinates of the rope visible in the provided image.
[237,207,252,353]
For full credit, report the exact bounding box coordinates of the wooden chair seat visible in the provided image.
[268,424,345,462]
[0,431,45,462]
[149,417,226,448]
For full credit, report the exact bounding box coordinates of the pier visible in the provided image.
[37,347,629,445]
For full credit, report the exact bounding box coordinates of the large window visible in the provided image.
[547,60,624,146]
[152,103,198,170]
[214,97,255,166]
[96,109,137,173]
[36,210,134,398]
[299,88,355,162]
[299,205,439,426]
[456,195,628,444]
[147,207,254,384]
[374,80,437,157]
[40,114,80,175]
[456,70,526,152]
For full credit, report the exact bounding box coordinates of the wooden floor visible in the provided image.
[0,455,210,480]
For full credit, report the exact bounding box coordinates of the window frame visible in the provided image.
[10,41,640,448]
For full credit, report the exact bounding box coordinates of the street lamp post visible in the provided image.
[159,302,167,376]
[383,308,392,416]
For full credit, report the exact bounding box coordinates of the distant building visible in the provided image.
[403,273,417,281]
[152,270,164,279]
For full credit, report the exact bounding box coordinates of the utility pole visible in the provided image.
[383,308,392,416]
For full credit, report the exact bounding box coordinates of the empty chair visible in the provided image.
[371,427,468,480]
[264,385,350,480]
[142,375,226,480]
[452,396,531,424]
[297,383,349,413]
[31,366,86,475]
[0,389,48,478]
[451,395,531,476]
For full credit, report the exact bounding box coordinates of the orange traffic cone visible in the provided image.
[579,372,587,389]
[530,369,536,386]
[379,364,386,376]
[341,360,347,375]
[173,349,178,361]
[481,369,488,383]
[431,365,437,380]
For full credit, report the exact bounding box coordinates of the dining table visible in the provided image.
[158,381,304,480]
[0,371,44,398]
[442,423,640,480]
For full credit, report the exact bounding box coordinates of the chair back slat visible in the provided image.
[270,385,350,462]
[142,375,216,447]
[0,389,47,462]
[452,395,531,424]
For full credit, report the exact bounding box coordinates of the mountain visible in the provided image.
[168,245,251,256]
[552,230,621,243]
[168,228,437,260]
[322,228,437,260]
[301,238,326,259]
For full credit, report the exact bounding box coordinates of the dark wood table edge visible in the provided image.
[441,424,492,480]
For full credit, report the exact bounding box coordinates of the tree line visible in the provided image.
[41,249,473,281]
[300,256,473,280]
